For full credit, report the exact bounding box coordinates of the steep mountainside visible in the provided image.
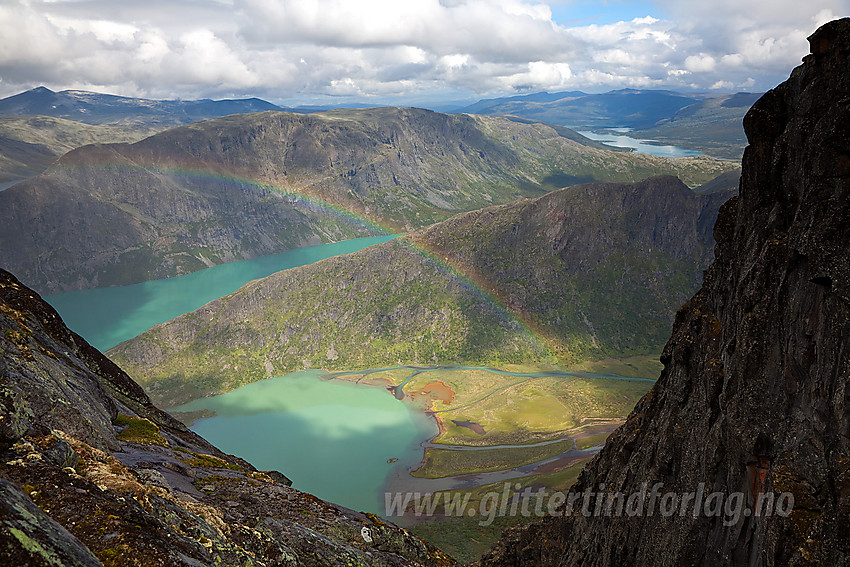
[480,18,850,567]
[0,107,734,294]
[0,267,454,566]
[108,173,737,408]
[0,87,283,127]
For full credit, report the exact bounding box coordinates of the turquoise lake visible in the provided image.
[179,365,650,513]
[41,235,641,516]
[43,234,441,515]
[45,235,396,351]
[173,370,438,515]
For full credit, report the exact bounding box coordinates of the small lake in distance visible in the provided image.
[577,129,702,158]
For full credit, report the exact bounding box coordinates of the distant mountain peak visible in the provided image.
[0,87,284,126]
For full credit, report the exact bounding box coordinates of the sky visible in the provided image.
[0,0,846,106]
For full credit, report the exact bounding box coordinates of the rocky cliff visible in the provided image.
[480,18,850,567]
[0,107,733,294]
[108,173,736,408]
[0,267,455,566]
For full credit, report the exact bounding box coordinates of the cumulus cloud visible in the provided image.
[0,0,845,103]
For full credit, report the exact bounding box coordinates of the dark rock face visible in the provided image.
[0,267,455,566]
[0,268,230,456]
[480,18,850,567]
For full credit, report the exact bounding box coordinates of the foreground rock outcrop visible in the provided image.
[480,18,850,567]
[0,268,455,566]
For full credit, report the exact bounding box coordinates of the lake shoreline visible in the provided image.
[168,364,643,515]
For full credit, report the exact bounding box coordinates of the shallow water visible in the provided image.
[176,364,648,514]
[172,370,439,515]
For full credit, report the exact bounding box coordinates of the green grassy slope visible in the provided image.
[108,174,737,407]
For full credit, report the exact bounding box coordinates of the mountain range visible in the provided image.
[0,86,284,127]
[458,89,699,128]
[107,172,738,408]
[0,86,756,178]
[627,93,761,160]
[0,107,734,294]
[0,115,159,187]
[0,87,292,186]
[460,89,760,159]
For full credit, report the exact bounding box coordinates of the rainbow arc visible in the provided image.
[59,160,563,357]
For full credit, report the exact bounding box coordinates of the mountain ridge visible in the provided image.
[108,173,737,408]
[458,89,700,128]
[459,89,760,159]
[0,86,284,126]
[0,107,734,294]
[0,115,160,186]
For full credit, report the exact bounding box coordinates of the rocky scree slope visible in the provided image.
[0,267,455,567]
[0,107,734,294]
[478,18,850,567]
[108,173,737,408]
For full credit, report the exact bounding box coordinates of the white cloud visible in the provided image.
[632,16,659,25]
[0,0,846,103]
[174,29,258,86]
[46,16,139,43]
[504,61,573,90]
[684,54,717,73]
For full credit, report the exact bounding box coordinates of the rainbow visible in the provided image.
[394,237,562,357]
[65,159,395,235]
[56,159,561,357]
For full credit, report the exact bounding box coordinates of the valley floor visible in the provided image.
[325,360,657,562]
